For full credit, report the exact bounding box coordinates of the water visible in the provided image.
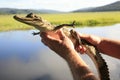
[0,24,120,80]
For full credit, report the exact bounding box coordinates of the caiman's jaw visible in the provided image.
[13,13,54,31]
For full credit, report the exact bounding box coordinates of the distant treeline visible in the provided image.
[0,8,62,14]
[73,1,120,12]
[0,8,42,14]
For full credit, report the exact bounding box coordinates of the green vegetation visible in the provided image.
[0,11,120,31]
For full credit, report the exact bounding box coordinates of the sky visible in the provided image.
[0,0,119,11]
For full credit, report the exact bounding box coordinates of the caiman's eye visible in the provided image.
[26,13,34,18]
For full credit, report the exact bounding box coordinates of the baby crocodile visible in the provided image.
[13,13,110,80]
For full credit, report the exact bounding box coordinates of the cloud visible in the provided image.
[0,0,118,11]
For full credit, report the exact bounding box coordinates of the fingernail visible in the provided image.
[83,46,87,52]
[79,46,86,54]
[79,45,83,50]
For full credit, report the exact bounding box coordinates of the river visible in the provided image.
[0,24,120,80]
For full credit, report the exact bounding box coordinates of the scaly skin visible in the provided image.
[13,13,110,80]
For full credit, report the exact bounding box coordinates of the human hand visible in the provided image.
[40,29,76,59]
[40,30,99,80]
[75,33,102,53]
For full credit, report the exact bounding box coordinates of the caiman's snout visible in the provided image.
[13,13,47,30]
[13,15,18,19]
[13,15,24,21]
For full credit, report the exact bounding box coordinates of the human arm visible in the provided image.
[40,30,98,80]
[78,33,120,59]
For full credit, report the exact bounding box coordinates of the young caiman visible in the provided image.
[13,13,110,80]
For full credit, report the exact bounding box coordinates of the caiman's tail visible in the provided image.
[85,44,110,80]
[97,51,110,80]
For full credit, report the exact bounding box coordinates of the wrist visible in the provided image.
[96,38,106,52]
[63,49,77,61]
[65,49,88,67]
[65,50,98,80]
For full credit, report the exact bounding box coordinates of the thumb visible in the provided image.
[78,33,90,39]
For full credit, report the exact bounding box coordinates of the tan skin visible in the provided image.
[40,29,120,80]
[78,33,120,59]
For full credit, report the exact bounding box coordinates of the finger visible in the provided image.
[40,32,47,38]
[41,38,55,49]
[75,45,82,52]
[40,31,54,38]
[57,29,66,40]
[47,34,61,43]
[78,33,90,39]
[41,39,48,46]
[81,46,87,54]
[76,45,86,54]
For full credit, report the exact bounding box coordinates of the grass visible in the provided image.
[0,11,120,31]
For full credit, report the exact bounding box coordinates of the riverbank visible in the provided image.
[0,11,120,31]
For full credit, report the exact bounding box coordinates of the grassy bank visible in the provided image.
[0,11,120,31]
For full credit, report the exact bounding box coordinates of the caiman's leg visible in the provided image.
[53,21,76,30]
[32,32,40,35]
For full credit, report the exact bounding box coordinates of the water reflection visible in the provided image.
[0,24,120,80]
[0,30,41,62]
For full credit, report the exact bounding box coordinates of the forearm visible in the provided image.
[65,50,98,80]
[97,38,120,59]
